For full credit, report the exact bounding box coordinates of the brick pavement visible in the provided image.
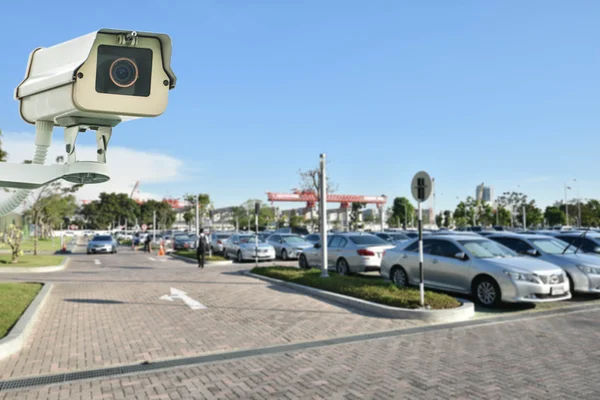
[0,249,422,380]
[2,307,599,399]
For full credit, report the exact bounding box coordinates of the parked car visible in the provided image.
[223,234,275,262]
[257,232,272,243]
[403,231,432,239]
[210,232,233,253]
[381,235,571,307]
[267,234,313,260]
[299,233,394,274]
[488,233,600,295]
[274,227,310,236]
[555,232,600,256]
[87,235,118,254]
[173,234,196,250]
[373,232,411,245]
[304,233,321,244]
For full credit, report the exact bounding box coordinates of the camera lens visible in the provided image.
[109,58,139,88]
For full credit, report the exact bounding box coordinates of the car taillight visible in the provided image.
[217,240,222,245]
[357,249,375,256]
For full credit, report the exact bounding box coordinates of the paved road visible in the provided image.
[1,247,600,399]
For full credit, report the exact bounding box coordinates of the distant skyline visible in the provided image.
[1,1,599,213]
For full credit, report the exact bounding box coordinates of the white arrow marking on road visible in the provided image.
[159,288,206,310]
[94,259,101,265]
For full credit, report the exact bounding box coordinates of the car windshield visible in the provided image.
[459,239,517,258]
[283,236,307,244]
[531,238,574,254]
[389,233,409,241]
[93,236,112,241]
[239,236,258,243]
[349,235,389,245]
[217,234,231,239]
[175,235,190,240]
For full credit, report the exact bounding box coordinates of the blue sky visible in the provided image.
[1,1,599,212]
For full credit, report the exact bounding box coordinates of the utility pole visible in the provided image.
[565,183,569,226]
[195,195,200,236]
[319,154,329,278]
[255,202,259,267]
[153,211,156,242]
[523,205,526,230]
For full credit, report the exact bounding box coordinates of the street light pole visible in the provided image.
[564,183,568,226]
[319,154,329,278]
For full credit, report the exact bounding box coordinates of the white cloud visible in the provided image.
[1,131,184,203]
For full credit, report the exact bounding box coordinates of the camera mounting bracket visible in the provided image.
[0,124,112,190]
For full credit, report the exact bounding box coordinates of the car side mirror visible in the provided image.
[594,246,600,254]
[314,243,321,249]
[526,249,538,256]
[454,252,468,261]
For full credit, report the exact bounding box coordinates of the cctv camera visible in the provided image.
[15,29,176,127]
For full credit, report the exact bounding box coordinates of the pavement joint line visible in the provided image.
[1,300,599,392]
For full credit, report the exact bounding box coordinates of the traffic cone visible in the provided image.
[158,241,165,256]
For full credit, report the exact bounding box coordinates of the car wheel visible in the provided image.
[473,277,502,307]
[223,249,228,259]
[237,251,243,263]
[87,250,91,255]
[567,273,575,294]
[299,254,309,269]
[391,266,408,288]
[281,249,288,261]
[336,258,350,276]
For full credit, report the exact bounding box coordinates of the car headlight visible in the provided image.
[504,271,539,283]
[577,265,600,275]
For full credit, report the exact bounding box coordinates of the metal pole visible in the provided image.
[379,206,384,232]
[565,184,568,226]
[255,203,259,268]
[523,205,526,229]
[496,207,499,226]
[320,154,329,278]
[195,196,200,236]
[418,201,424,307]
[153,211,156,242]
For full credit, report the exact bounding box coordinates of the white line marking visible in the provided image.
[94,259,101,265]
[159,288,206,310]
[160,259,166,262]
[148,257,156,261]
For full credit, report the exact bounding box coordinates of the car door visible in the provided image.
[306,236,333,267]
[269,235,282,256]
[400,240,431,285]
[427,239,470,292]
[227,235,238,257]
[328,236,343,267]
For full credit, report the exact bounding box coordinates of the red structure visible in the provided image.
[266,189,387,209]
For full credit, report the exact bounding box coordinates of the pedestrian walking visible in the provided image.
[133,232,140,251]
[197,231,208,268]
[144,234,152,253]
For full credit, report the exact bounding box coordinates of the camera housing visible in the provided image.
[15,29,176,127]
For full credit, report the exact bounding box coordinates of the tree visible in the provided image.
[435,212,443,228]
[517,200,543,228]
[389,197,414,228]
[183,193,212,227]
[545,206,565,227]
[453,198,477,227]
[496,192,527,227]
[443,210,452,228]
[496,206,512,226]
[23,158,82,255]
[349,202,365,231]
[0,129,7,162]
[3,225,24,263]
[140,200,176,229]
[80,192,140,230]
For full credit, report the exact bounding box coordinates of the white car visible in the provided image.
[299,233,394,274]
[224,234,276,262]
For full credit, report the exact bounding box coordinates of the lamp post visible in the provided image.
[565,179,575,226]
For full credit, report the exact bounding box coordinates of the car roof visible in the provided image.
[489,233,551,240]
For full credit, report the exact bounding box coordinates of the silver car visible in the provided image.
[299,233,394,274]
[555,232,600,256]
[87,235,118,254]
[373,232,411,245]
[210,232,233,253]
[381,235,571,307]
[224,234,275,262]
[489,233,600,295]
[267,234,313,260]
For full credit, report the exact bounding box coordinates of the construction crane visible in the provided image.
[130,181,140,199]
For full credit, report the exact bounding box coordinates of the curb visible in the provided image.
[0,257,70,274]
[169,253,234,266]
[244,271,475,323]
[0,283,53,360]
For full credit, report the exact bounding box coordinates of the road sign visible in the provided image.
[411,171,432,203]
[141,224,147,231]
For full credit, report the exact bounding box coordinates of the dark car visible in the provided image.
[274,227,310,236]
[173,234,196,250]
